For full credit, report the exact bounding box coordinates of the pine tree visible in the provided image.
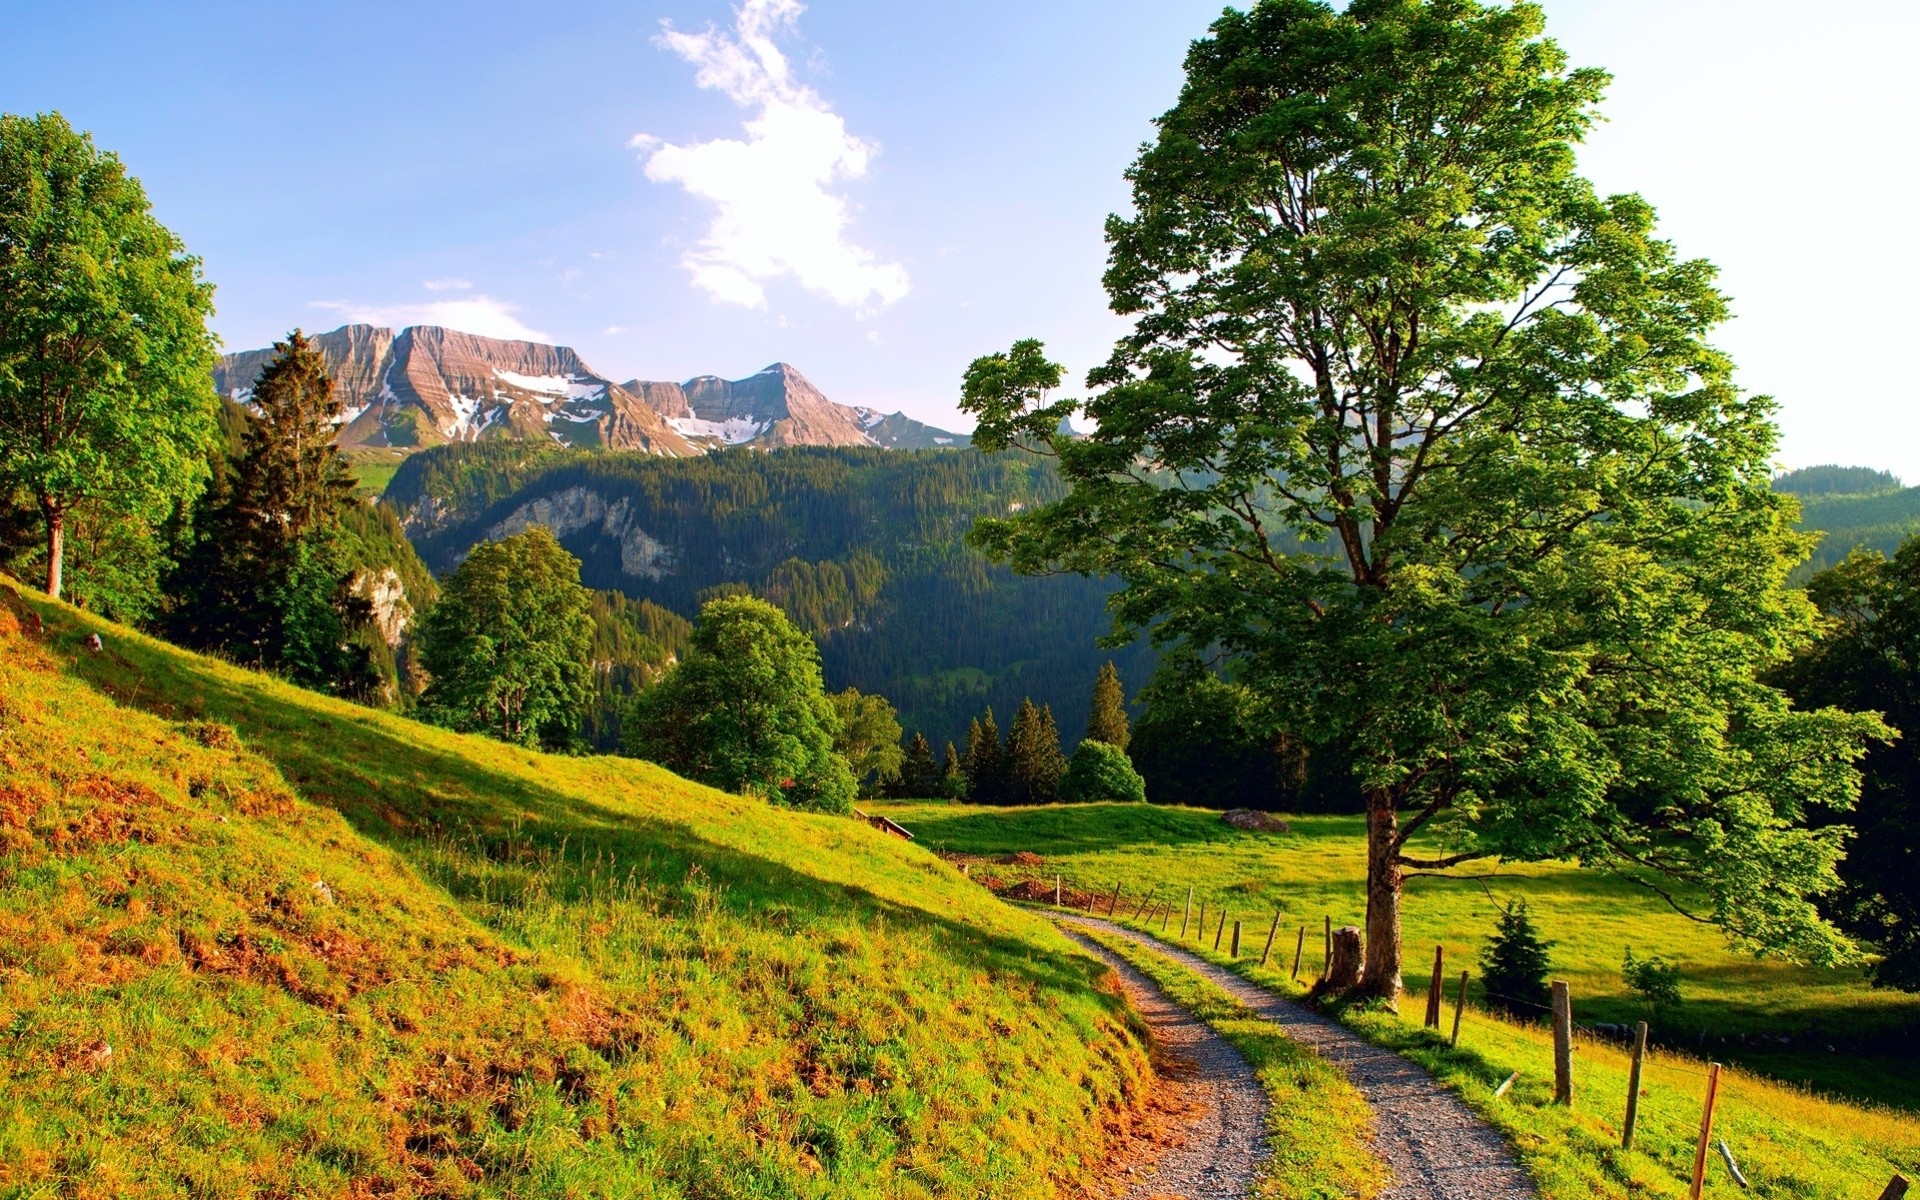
[1086,661,1131,752]
[942,741,966,800]
[166,330,373,692]
[897,731,940,798]
[1479,900,1555,1019]
[965,708,1006,805]
[1007,697,1066,805]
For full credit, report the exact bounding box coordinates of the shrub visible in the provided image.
[1622,947,1684,1021]
[1058,739,1147,804]
[1480,900,1554,1018]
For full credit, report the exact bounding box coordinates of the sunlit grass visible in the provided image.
[872,800,1920,1110]
[0,580,1151,1198]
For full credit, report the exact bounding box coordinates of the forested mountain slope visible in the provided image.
[0,577,1148,1197]
[384,445,1153,745]
[1776,465,1920,577]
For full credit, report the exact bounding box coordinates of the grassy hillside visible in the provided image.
[872,801,1920,1111]
[0,578,1153,1198]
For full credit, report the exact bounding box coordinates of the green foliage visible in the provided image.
[1059,739,1146,804]
[626,595,856,812]
[1776,542,1920,990]
[1622,947,1684,1021]
[1084,660,1130,751]
[1129,651,1328,812]
[959,0,1883,987]
[578,589,691,750]
[828,686,905,797]
[1,579,1153,1198]
[0,111,219,602]
[894,731,941,798]
[1005,697,1066,805]
[386,444,1154,746]
[163,333,382,697]
[419,527,593,747]
[964,707,1006,805]
[941,740,967,800]
[1480,901,1555,1019]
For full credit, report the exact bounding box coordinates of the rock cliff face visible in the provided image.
[214,325,968,456]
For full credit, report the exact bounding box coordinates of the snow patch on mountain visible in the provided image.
[669,415,768,445]
[494,369,606,402]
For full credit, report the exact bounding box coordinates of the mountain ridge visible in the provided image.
[213,324,968,455]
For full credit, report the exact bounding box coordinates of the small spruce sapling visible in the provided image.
[1480,900,1554,1019]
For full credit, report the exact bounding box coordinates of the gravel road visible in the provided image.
[1059,925,1269,1199]
[1061,915,1538,1200]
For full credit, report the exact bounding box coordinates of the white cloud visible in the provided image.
[636,0,909,312]
[422,277,472,291]
[311,295,551,342]
[604,324,628,335]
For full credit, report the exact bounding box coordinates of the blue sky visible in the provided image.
[3,1,1916,475]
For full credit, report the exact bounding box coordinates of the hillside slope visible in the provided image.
[384,445,1153,746]
[0,578,1150,1198]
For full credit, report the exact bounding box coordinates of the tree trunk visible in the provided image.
[1360,788,1404,1007]
[42,501,64,600]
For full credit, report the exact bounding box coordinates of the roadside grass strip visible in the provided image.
[1104,911,1920,1200]
[1076,923,1388,1200]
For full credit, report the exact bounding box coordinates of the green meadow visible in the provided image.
[869,800,1920,1113]
[0,580,1153,1198]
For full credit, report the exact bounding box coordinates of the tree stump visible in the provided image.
[1317,925,1364,994]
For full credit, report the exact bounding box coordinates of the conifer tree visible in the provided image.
[965,708,1006,805]
[1007,698,1067,805]
[1086,660,1130,752]
[166,330,373,694]
[1480,901,1555,1018]
[897,731,940,798]
[942,741,966,800]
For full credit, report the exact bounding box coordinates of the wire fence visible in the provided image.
[953,860,1914,1200]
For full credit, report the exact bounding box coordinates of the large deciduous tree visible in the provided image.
[961,0,1882,1001]
[829,686,906,797]
[626,595,856,812]
[0,111,219,602]
[420,527,594,747]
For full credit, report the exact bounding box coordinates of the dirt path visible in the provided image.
[1061,915,1537,1200]
[1059,926,1269,1199]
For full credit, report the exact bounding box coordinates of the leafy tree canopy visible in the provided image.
[1059,740,1147,804]
[420,527,594,747]
[626,595,855,813]
[960,0,1882,997]
[0,111,219,602]
[829,686,906,797]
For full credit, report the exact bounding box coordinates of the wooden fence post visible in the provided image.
[1231,920,1243,958]
[1291,926,1306,979]
[1260,911,1281,967]
[1196,902,1205,942]
[1450,971,1469,1047]
[1214,910,1227,952]
[1086,887,1096,915]
[1133,886,1156,921]
[1323,915,1332,976]
[1551,980,1573,1107]
[1690,1062,1722,1200]
[1180,887,1193,939]
[1055,875,1061,907]
[1161,899,1172,932]
[1106,881,1122,917]
[1622,1021,1648,1151]
[1425,945,1446,1028]
[1879,1174,1910,1200]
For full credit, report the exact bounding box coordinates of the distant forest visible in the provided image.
[384,444,1155,748]
[1775,464,1920,578]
